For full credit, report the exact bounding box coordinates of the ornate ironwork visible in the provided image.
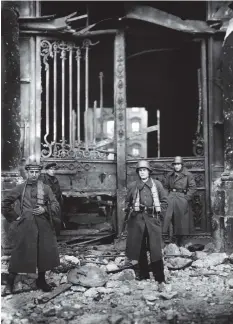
[193,69,204,157]
[192,192,204,229]
[41,141,113,160]
[40,38,106,160]
[193,132,204,156]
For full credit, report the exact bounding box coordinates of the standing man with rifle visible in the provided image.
[1,161,61,295]
[125,160,168,284]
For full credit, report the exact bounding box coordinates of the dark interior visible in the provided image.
[41,1,202,157]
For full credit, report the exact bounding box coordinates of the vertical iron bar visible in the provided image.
[69,45,73,146]
[61,48,66,143]
[99,72,104,140]
[157,109,160,158]
[46,50,50,136]
[197,68,202,134]
[93,100,97,144]
[84,40,89,149]
[76,48,81,143]
[35,36,42,163]
[53,43,57,142]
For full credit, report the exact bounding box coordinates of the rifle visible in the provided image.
[46,200,55,230]
[121,206,134,234]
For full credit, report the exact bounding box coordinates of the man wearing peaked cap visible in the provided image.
[163,156,197,246]
[40,162,64,234]
[1,161,61,295]
[125,160,168,285]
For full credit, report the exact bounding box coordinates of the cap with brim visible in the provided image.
[25,162,43,170]
[44,162,57,170]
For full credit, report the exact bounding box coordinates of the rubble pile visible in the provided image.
[2,243,233,324]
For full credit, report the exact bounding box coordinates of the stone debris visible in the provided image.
[195,251,208,260]
[228,278,233,289]
[229,252,233,264]
[68,265,108,287]
[192,253,228,268]
[179,246,193,257]
[2,242,233,324]
[166,257,193,270]
[110,269,135,281]
[164,243,181,256]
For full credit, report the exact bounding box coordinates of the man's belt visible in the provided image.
[139,205,154,213]
[170,188,187,194]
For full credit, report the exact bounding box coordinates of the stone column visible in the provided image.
[1,1,23,254]
[114,30,127,235]
[2,1,21,172]
[220,27,233,253]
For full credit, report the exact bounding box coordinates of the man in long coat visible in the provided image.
[1,162,61,294]
[40,162,64,234]
[163,156,197,246]
[125,160,168,283]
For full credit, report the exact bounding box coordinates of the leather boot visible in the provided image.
[36,272,52,292]
[2,272,16,296]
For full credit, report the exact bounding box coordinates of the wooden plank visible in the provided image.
[114,30,127,235]
[127,125,158,140]
[36,284,72,304]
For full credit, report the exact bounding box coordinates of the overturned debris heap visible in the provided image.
[1,242,233,324]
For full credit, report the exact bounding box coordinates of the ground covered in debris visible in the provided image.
[2,240,233,324]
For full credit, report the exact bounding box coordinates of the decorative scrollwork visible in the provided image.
[193,132,204,157]
[192,192,204,229]
[41,140,112,160]
[41,40,53,71]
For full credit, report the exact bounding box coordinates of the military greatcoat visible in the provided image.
[162,167,197,235]
[125,178,168,262]
[40,173,62,204]
[1,181,61,273]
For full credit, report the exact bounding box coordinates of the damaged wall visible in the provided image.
[211,20,233,253]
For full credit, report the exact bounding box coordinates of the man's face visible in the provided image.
[27,169,41,181]
[138,168,150,180]
[173,163,182,172]
[47,167,56,177]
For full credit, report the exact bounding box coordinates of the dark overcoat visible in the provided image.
[162,167,197,235]
[125,178,168,262]
[1,181,61,273]
[40,173,62,204]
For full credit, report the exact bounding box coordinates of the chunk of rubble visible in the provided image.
[159,291,178,300]
[106,262,119,272]
[84,287,99,299]
[192,253,228,268]
[203,242,216,253]
[164,243,180,256]
[179,247,193,257]
[64,255,80,265]
[187,243,205,252]
[143,291,159,302]
[195,251,208,260]
[228,278,233,289]
[166,257,193,270]
[229,253,233,264]
[67,265,108,287]
[109,269,135,281]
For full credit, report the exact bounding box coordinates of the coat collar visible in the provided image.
[136,177,153,190]
[171,167,188,182]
